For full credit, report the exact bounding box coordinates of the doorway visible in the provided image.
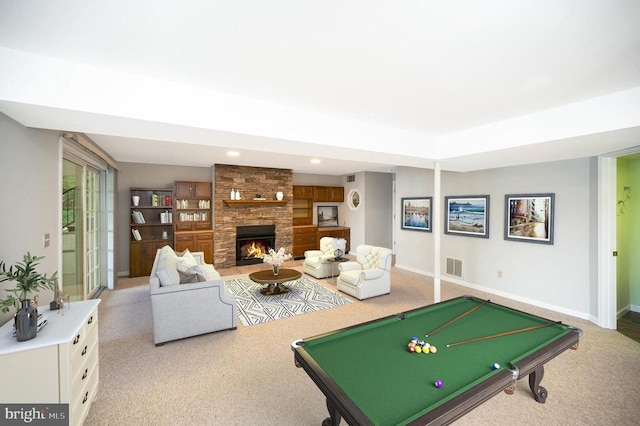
[62,149,110,300]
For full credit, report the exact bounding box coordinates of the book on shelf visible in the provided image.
[160,210,173,224]
[151,193,173,207]
[131,229,142,241]
[131,211,146,224]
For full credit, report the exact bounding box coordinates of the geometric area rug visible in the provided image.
[224,275,352,326]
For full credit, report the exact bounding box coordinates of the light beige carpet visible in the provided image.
[85,267,640,425]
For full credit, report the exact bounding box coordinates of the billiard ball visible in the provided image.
[434,379,443,388]
[415,346,422,353]
[429,346,437,353]
[492,363,500,370]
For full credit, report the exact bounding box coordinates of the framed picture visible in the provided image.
[444,195,490,238]
[317,205,339,228]
[401,197,432,232]
[504,193,555,244]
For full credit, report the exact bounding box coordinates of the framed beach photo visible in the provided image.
[444,195,490,238]
[504,193,555,245]
[401,197,432,232]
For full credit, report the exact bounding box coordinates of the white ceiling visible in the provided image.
[1,0,639,174]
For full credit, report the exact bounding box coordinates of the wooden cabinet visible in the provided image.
[293,225,319,258]
[130,240,167,277]
[175,181,211,199]
[293,185,314,199]
[174,181,213,263]
[293,226,351,258]
[293,185,345,226]
[174,231,214,264]
[174,181,212,232]
[0,300,101,426]
[317,227,351,252]
[313,186,344,202]
[130,188,174,277]
[293,197,313,226]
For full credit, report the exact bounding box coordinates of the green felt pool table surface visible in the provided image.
[293,296,581,426]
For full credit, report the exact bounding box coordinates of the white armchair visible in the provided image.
[303,237,337,279]
[336,245,393,300]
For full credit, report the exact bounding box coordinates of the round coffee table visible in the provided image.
[248,268,302,295]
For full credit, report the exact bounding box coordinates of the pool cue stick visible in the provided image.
[425,299,489,337]
[446,321,562,347]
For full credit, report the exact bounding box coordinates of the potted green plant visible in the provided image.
[0,252,58,341]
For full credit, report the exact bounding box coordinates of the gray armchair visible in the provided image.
[149,246,237,345]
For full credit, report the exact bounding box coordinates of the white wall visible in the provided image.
[364,172,393,249]
[0,113,60,326]
[395,158,595,318]
[341,172,365,251]
[394,167,435,275]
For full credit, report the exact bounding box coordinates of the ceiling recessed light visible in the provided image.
[227,151,240,157]
[311,159,321,164]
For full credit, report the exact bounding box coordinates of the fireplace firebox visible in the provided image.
[236,225,276,266]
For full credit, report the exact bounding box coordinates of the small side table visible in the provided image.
[328,257,349,283]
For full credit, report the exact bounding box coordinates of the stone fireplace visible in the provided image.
[235,224,276,265]
[214,164,293,268]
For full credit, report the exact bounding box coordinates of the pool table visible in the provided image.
[292,296,581,426]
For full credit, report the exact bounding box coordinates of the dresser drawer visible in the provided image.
[70,337,99,397]
[70,310,98,364]
[70,359,99,426]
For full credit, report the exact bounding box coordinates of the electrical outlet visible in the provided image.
[497,269,503,279]
[43,233,50,248]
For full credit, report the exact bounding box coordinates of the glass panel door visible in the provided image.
[62,159,84,301]
[85,167,101,296]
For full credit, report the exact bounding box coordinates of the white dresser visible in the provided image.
[0,300,100,426]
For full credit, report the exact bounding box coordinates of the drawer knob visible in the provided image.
[73,334,81,345]
[81,345,88,356]
[82,391,89,404]
[87,316,94,324]
[82,368,89,380]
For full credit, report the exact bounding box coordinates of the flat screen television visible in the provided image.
[317,206,339,228]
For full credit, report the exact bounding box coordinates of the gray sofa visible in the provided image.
[149,245,237,345]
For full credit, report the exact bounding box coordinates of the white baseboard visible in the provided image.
[393,265,590,321]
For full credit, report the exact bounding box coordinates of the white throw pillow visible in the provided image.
[176,249,198,273]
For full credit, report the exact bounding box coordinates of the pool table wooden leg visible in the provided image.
[528,366,548,403]
[322,399,342,426]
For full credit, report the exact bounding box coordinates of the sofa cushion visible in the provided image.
[178,270,202,284]
[156,246,180,286]
[176,249,199,273]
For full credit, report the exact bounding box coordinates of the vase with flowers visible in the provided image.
[261,247,292,276]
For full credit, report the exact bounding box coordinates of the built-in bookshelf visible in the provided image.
[129,187,174,277]
[173,181,214,263]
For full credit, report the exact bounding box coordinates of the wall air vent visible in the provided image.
[446,257,463,278]
[347,175,355,183]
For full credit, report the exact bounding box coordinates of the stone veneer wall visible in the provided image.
[214,164,293,268]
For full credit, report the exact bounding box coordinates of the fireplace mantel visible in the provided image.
[223,200,287,207]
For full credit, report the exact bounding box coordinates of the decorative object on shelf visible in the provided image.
[0,252,58,341]
[49,281,69,313]
[253,194,267,200]
[230,188,236,200]
[261,247,292,276]
[276,191,284,201]
[132,195,140,206]
[235,189,241,200]
[15,299,38,341]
